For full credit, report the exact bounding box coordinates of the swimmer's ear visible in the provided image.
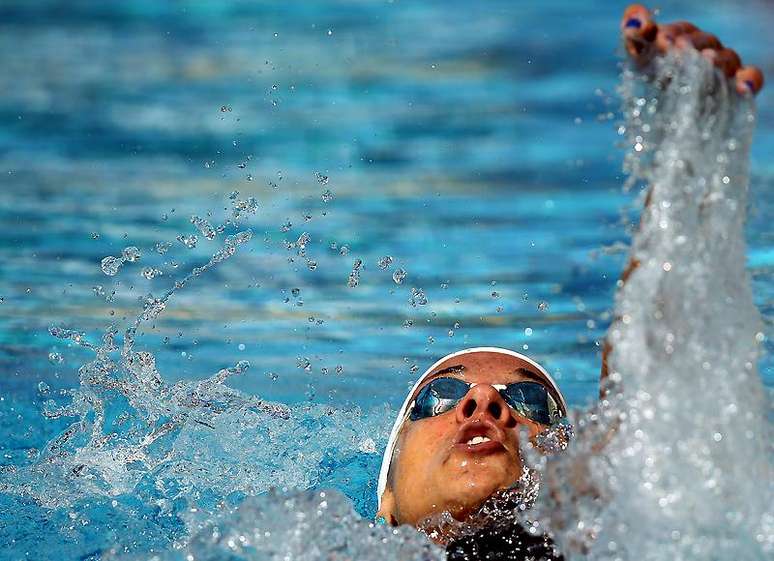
[376,488,399,526]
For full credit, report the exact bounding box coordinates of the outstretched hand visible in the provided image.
[621,4,764,95]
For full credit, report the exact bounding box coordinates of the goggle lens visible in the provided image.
[499,381,560,426]
[409,377,469,421]
[409,377,562,425]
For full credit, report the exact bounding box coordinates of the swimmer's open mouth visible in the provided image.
[453,421,506,453]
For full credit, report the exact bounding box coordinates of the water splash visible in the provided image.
[1,191,398,559]
[532,51,772,560]
[142,490,443,561]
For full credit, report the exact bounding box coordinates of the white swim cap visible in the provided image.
[376,346,567,509]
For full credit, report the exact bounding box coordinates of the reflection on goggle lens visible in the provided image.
[409,376,563,426]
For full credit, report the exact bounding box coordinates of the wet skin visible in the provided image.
[377,352,551,527]
[621,4,764,95]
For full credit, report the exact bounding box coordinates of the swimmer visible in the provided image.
[374,5,764,560]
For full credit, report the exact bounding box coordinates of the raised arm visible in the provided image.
[599,4,765,394]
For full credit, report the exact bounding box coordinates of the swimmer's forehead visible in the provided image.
[412,352,546,396]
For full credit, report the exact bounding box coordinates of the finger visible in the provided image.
[712,48,742,78]
[675,30,723,51]
[655,21,699,53]
[735,65,765,95]
[621,5,658,59]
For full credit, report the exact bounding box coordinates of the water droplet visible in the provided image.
[321,189,334,203]
[296,232,311,249]
[280,220,292,232]
[122,246,140,262]
[314,172,329,185]
[537,300,549,311]
[140,294,166,321]
[348,259,362,288]
[141,267,163,280]
[191,215,217,240]
[155,241,172,255]
[491,291,500,298]
[409,287,427,307]
[306,260,317,271]
[377,256,393,270]
[392,268,406,284]
[177,234,198,249]
[48,352,64,364]
[524,327,533,336]
[37,381,50,394]
[220,105,232,112]
[100,256,122,276]
[358,438,376,454]
[238,343,246,351]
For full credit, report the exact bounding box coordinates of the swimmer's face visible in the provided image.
[378,352,550,527]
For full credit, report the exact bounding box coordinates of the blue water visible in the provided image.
[0,1,772,559]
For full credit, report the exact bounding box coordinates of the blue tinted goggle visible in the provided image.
[408,376,564,426]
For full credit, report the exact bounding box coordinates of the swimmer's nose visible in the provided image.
[456,384,517,429]
[735,66,764,96]
[621,4,658,59]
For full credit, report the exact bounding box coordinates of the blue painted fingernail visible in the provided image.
[375,516,387,525]
[625,18,642,29]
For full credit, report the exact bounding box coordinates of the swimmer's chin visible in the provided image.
[437,470,516,519]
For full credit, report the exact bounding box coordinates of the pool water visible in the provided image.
[0,1,772,559]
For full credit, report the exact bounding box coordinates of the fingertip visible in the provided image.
[622,4,658,61]
[622,4,652,31]
[621,4,657,40]
[736,66,764,95]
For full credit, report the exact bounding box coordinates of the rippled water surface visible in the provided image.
[0,1,772,559]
